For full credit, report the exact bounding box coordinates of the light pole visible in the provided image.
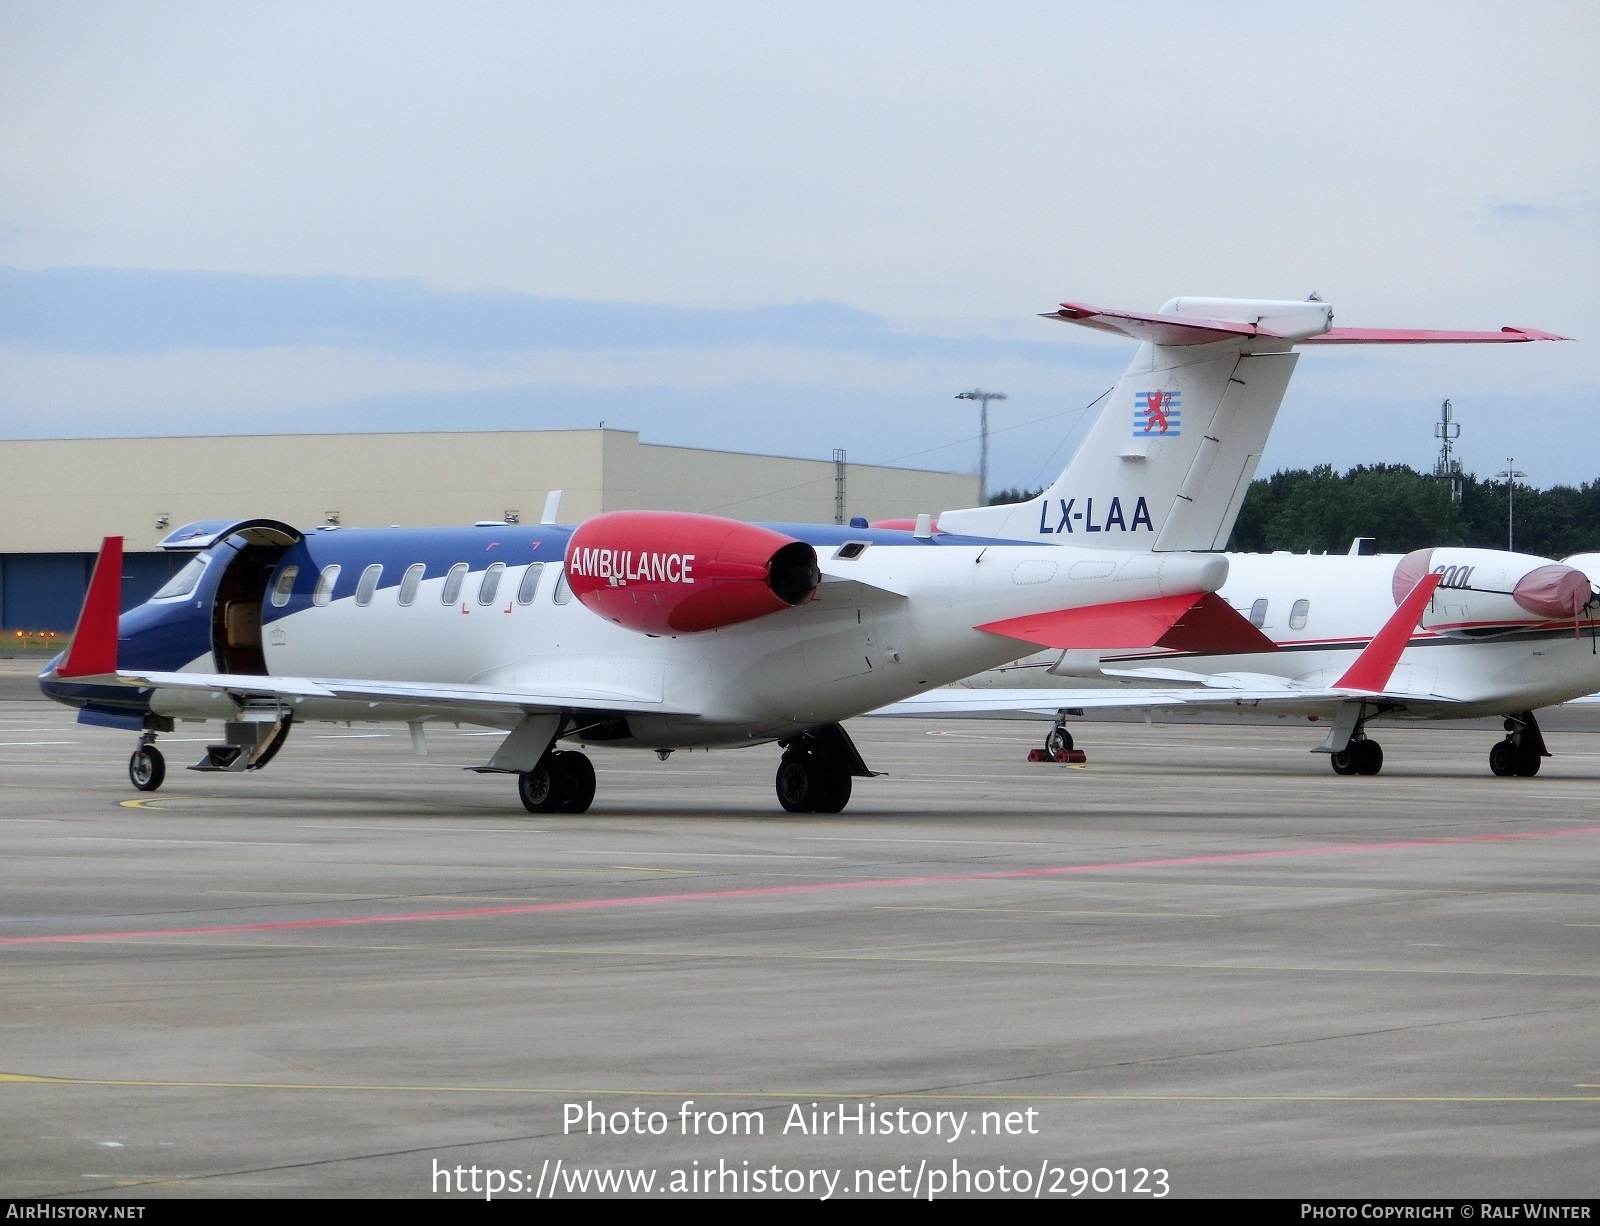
[955,388,1006,505]
[1498,457,1526,551]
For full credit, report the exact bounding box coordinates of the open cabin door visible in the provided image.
[160,520,302,677]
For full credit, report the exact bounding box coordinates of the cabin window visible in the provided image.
[398,563,424,606]
[517,562,545,605]
[153,553,210,601]
[1289,599,1310,630]
[478,562,506,605]
[833,541,869,560]
[553,570,573,605]
[312,564,341,607]
[355,563,383,606]
[1249,598,1268,628]
[268,564,299,608]
[441,562,468,605]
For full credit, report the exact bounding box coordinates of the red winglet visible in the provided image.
[57,536,123,678]
[978,591,1276,653]
[1334,571,1443,693]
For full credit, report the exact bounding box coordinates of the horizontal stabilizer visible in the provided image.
[1335,572,1443,693]
[977,592,1277,654]
[1301,326,1570,345]
[1047,299,1567,347]
[1046,299,1331,346]
[57,536,122,679]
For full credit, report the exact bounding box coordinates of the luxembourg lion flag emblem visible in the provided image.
[1134,390,1180,437]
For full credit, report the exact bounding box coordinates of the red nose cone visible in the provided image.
[1391,549,1436,606]
[1512,564,1592,619]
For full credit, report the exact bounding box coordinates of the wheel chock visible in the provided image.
[1027,747,1087,764]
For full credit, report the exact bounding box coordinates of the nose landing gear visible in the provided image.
[129,736,166,792]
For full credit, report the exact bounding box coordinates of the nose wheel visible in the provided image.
[129,743,166,792]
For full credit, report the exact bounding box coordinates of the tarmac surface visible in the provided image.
[2,657,1598,1199]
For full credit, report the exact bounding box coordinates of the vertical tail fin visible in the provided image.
[937,298,1325,550]
[936,297,1562,552]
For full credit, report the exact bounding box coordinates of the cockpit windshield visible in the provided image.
[152,552,211,600]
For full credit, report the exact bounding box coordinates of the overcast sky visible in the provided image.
[2,2,1595,494]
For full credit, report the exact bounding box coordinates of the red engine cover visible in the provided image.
[565,511,820,635]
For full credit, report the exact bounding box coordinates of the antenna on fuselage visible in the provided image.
[540,490,563,525]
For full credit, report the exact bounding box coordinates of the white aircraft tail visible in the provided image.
[936,297,1565,552]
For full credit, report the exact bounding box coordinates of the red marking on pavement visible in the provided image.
[5,826,1598,947]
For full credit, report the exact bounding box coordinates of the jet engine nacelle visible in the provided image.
[1392,547,1594,626]
[565,511,821,635]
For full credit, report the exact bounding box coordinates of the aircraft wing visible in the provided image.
[112,669,696,717]
[875,574,1449,729]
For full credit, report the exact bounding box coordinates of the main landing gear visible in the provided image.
[776,747,852,814]
[1028,713,1088,764]
[1489,712,1547,778]
[774,723,876,814]
[518,749,596,813]
[1330,737,1383,776]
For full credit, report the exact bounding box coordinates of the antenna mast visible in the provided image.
[1433,398,1463,502]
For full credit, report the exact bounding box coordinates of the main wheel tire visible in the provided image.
[812,760,852,814]
[1355,739,1384,776]
[1514,746,1541,777]
[1330,747,1357,775]
[1044,726,1074,756]
[518,758,564,813]
[555,750,596,812]
[1489,740,1517,777]
[776,754,817,812]
[129,745,165,792]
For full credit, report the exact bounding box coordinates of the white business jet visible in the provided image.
[881,297,1580,776]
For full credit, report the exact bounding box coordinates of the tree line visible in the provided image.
[988,466,1600,559]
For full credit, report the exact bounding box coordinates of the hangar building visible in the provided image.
[0,429,979,631]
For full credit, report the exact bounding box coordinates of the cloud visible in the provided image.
[0,265,1091,365]
[1482,198,1600,226]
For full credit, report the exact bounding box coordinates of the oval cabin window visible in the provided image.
[517,562,544,605]
[355,564,382,607]
[398,563,424,607]
[1289,599,1310,630]
[312,564,341,607]
[478,562,505,605]
[441,563,468,605]
[269,564,299,608]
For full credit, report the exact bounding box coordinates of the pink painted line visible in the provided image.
[6,826,1598,947]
